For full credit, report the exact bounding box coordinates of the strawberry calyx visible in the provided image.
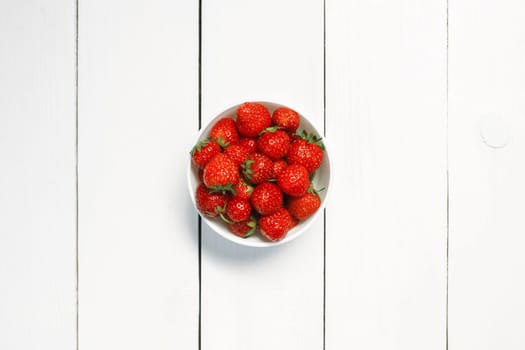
[259,126,282,135]
[215,137,230,149]
[212,203,226,217]
[219,211,234,224]
[243,217,257,238]
[217,203,233,224]
[295,130,325,150]
[191,140,210,155]
[241,159,254,180]
[208,183,237,195]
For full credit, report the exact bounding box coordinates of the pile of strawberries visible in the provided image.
[191,102,325,242]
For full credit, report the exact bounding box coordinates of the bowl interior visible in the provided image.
[187,101,331,247]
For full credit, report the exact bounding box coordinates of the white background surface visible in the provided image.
[1,0,524,349]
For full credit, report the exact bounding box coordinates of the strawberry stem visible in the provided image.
[307,185,325,196]
[219,212,234,224]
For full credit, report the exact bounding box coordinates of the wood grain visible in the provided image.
[449,0,525,348]
[78,1,199,349]
[325,0,448,348]
[0,1,76,349]
[200,0,324,349]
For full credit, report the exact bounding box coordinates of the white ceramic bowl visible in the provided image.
[187,101,331,247]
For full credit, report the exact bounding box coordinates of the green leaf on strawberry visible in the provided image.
[241,159,254,179]
[295,129,325,150]
[191,140,209,155]
[258,125,282,135]
[243,218,257,238]
[208,183,237,195]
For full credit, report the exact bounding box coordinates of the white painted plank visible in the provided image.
[200,0,324,349]
[0,1,76,350]
[78,1,199,349]
[448,0,525,348]
[325,0,447,349]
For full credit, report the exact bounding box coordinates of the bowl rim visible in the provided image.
[187,100,332,248]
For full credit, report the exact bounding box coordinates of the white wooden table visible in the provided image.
[1,0,524,349]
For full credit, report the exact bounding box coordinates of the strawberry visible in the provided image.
[191,139,221,168]
[223,144,250,166]
[272,160,287,178]
[238,137,257,153]
[233,179,253,200]
[277,164,310,197]
[222,197,252,223]
[272,107,300,133]
[236,102,271,137]
[209,117,239,146]
[228,217,257,238]
[257,127,291,160]
[289,216,299,229]
[259,208,292,241]
[287,130,324,173]
[250,183,283,215]
[195,183,228,218]
[287,192,321,220]
[203,153,239,193]
[241,153,273,184]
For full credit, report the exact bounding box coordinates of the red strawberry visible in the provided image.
[238,137,257,153]
[233,179,253,200]
[257,127,291,160]
[287,131,324,173]
[287,192,321,220]
[272,107,300,133]
[236,102,271,137]
[223,144,250,166]
[277,164,310,197]
[191,139,221,168]
[272,160,287,178]
[259,208,293,241]
[195,183,228,218]
[203,153,239,193]
[222,197,252,223]
[210,117,239,146]
[289,216,299,229]
[228,217,257,238]
[250,183,283,215]
[242,153,273,184]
